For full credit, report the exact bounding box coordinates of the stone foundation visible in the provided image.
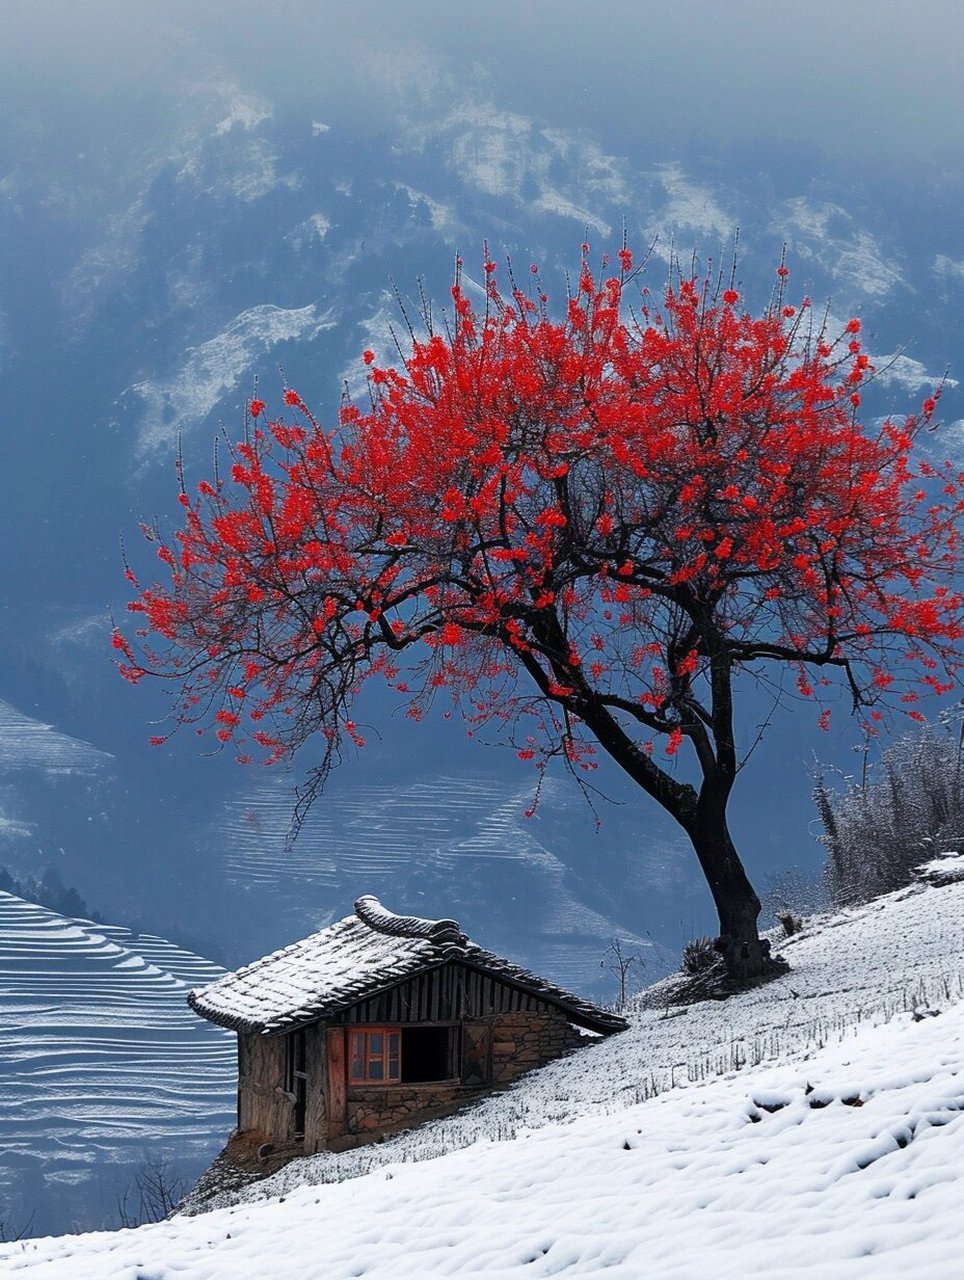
[344,1082,479,1141]
[334,1013,586,1148]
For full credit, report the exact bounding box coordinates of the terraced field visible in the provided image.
[0,700,111,775]
[211,773,670,993]
[0,893,236,1236]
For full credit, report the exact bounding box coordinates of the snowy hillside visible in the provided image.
[6,872,964,1276]
[0,894,236,1238]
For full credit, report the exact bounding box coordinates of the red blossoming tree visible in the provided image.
[117,249,964,980]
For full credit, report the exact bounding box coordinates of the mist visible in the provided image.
[4,0,963,166]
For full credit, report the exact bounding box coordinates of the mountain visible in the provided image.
[6,865,964,1275]
[0,64,961,1005]
[0,892,235,1238]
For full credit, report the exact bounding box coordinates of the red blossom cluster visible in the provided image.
[119,252,963,791]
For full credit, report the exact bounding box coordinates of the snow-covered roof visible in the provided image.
[188,895,626,1036]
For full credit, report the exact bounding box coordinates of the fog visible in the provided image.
[4,0,963,164]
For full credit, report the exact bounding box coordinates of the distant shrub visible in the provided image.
[680,936,721,975]
[814,724,964,907]
[776,912,802,937]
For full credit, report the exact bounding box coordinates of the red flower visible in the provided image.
[249,399,266,418]
[283,389,301,406]
[722,289,739,305]
[363,350,375,366]
[665,727,683,756]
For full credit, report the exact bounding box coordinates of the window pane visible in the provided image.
[369,1033,383,1055]
[349,1032,365,1079]
[369,1059,383,1080]
[388,1037,400,1080]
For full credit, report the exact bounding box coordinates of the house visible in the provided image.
[188,894,627,1153]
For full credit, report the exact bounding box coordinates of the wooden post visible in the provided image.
[326,1026,347,1140]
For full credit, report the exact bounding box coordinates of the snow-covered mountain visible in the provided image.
[0,893,235,1238]
[2,75,960,990]
[6,865,964,1276]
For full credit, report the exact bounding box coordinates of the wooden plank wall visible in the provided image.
[326,1027,347,1142]
[331,963,555,1025]
[303,1023,329,1153]
[237,1032,294,1138]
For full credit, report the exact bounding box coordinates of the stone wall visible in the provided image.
[343,1082,478,1142]
[489,1012,585,1084]
[333,1011,586,1149]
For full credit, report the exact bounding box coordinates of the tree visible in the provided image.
[602,936,645,1011]
[815,722,964,905]
[116,247,964,980]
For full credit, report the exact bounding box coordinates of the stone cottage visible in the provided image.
[188,894,626,1153]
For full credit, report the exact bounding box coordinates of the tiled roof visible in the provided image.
[188,896,626,1036]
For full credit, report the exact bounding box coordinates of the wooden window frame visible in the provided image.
[348,1026,401,1084]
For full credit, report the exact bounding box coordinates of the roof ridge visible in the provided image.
[353,894,466,945]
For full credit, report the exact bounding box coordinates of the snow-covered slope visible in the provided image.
[6,875,964,1276]
[0,894,236,1237]
[0,701,111,776]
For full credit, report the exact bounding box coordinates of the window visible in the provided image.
[349,1028,401,1083]
[402,1026,456,1082]
[347,1026,459,1085]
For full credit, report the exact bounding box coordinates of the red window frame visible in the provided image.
[348,1027,401,1084]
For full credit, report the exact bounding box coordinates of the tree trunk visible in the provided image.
[685,795,776,982]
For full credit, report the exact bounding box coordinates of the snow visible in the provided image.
[0,698,112,774]
[190,897,622,1035]
[0,894,236,1235]
[132,304,335,457]
[5,878,964,1277]
[650,164,734,245]
[873,352,958,394]
[940,418,964,468]
[416,103,627,232]
[933,253,964,283]
[778,197,905,300]
[213,91,272,137]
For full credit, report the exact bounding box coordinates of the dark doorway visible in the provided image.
[286,1029,307,1136]
[401,1026,457,1082]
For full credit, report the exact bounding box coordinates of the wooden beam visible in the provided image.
[326,1026,347,1140]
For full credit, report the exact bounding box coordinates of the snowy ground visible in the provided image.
[4,870,964,1277]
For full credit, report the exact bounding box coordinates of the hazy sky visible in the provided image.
[4,0,963,165]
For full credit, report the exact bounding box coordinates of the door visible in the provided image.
[461,1020,492,1086]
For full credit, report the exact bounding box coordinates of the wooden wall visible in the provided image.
[236,963,592,1153]
[302,1022,329,1154]
[330,962,559,1026]
[237,1032,294,1139]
